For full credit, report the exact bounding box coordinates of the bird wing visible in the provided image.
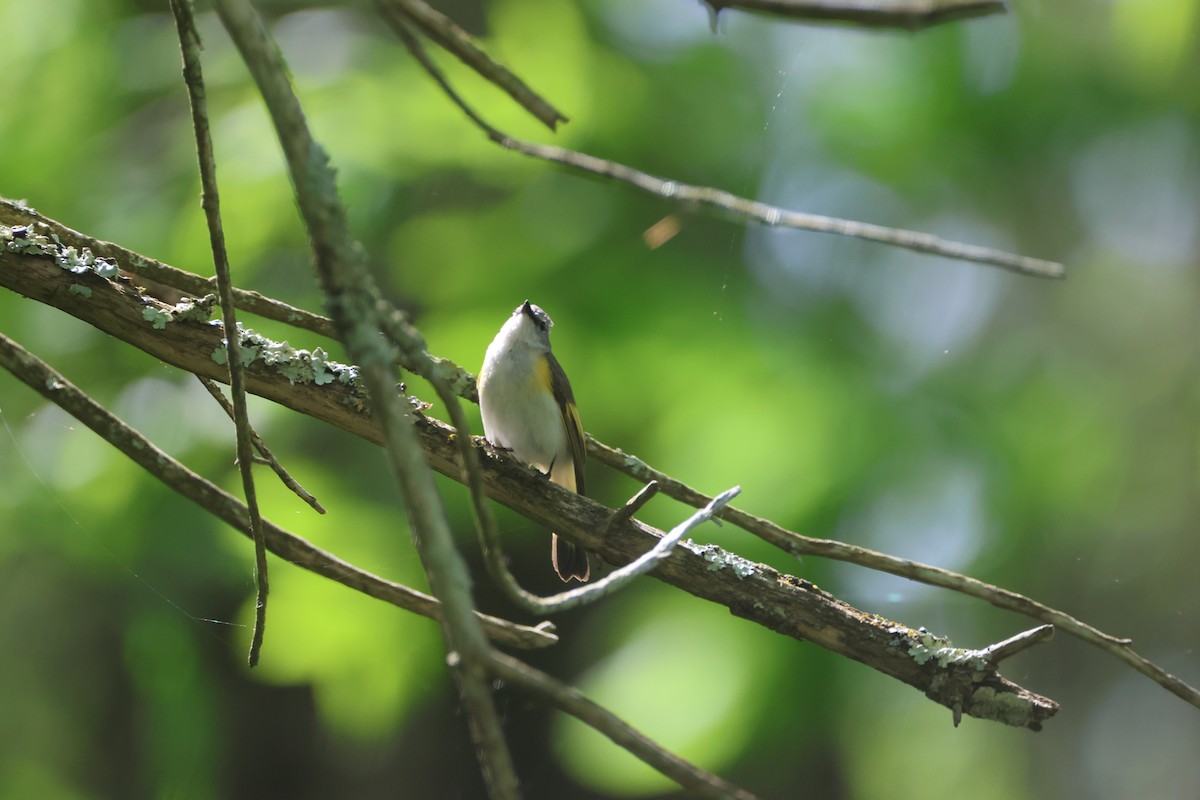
[547,351,586,496]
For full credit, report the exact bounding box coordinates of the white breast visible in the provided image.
[479,333,568,473]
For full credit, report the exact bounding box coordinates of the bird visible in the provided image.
[478,300,590,582]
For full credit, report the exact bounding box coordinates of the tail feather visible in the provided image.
[552,534,590,582]
[549,456,590,582]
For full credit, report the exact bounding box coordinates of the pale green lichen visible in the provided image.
[142,306,172,330]
[210,324,366,403]
[1,224,55,256]
[622,452,647,471]
[1,223,118,278]
[900,626,990,670]
[68,284,93,298]
[688,541,758,578]
[309,347,334,385]
[139,294,216,330]
[170,294,216,323]
[968,685,1031,725]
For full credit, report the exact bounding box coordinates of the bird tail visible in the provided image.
[552,534,590,582]
[549,457,590,582]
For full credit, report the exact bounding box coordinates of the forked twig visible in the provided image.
[196,375,326,514]
[375,0,567,130]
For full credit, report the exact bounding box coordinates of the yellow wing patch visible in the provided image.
[534,353,554,394]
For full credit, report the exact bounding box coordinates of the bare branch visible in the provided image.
[979,625,1055,666]
[387,13,1065,279]
[588,438,1131,641]
[584,439,1200,711]
[374,0,567,131]
[706,0,1007,30]
[499,137,1065,278]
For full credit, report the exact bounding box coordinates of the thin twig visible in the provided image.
[388,10,1065,280]
[196,375,326,513]
[487,462,737,612]
[170,0,269,666]
[489,650,762,800]
[706,0,1006,29]
[211,0,520,794]
[605,480,660,532]
[374,0,567,131]
[500,137,1065,278]
[980,625,1055,665]
[0,331,556,650]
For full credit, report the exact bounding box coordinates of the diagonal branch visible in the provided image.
[374,0,567,131]
[0,197,337,340]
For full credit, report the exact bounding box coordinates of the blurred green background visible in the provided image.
[2,0,1198,797]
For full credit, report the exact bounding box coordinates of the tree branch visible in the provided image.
[705,0,1007,30]
[374,0,568,131]
[385,9,1065,280]
[0,198,337,340]
[0,233,1066,730]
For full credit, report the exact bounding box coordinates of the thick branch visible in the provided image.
[0,198,337,340]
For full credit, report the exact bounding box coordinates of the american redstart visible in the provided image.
[478,300,590,582]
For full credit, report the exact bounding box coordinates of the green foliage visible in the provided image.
[1,0,1198,797]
